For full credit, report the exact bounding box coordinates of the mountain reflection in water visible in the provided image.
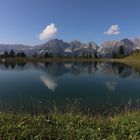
[0,61,140,113]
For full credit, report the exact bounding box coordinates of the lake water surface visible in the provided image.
[0,61,140,113]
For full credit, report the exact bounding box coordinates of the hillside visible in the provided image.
[116,53,140,70]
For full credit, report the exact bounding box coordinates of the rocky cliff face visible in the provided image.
[97,39,136,58]
[133,38,140,49]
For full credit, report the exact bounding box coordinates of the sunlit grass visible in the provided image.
[0,111,140,140]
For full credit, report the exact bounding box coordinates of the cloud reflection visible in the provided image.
[104,81,118,92]
[40,75,57,92]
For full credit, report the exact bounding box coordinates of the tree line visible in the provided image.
[1,50,26,58]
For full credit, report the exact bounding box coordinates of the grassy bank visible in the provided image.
[0,111,140,140]
[119,53,140,70]
[0,53,140,63]
[0,57,118,63]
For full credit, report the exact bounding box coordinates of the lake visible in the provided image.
[0,61,140,113]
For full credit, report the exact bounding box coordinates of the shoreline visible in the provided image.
[0,56,140,70]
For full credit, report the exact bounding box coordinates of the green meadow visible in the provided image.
[0,111,140,140]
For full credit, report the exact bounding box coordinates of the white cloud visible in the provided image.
[40,75,57,92]
[104,25,120,35]
[39,23,58,41]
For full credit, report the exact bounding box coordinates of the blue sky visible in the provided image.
[0,0,140,45]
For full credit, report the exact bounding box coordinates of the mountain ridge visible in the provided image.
[0,38,140,58]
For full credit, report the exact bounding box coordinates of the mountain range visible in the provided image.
[0,38,140,58]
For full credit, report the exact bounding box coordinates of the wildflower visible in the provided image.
[98,127,101,131]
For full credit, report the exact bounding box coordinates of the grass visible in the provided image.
[0,111,140,140]
[0,53,140,63]
[119,53,140,70]
[0,53,140,60]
